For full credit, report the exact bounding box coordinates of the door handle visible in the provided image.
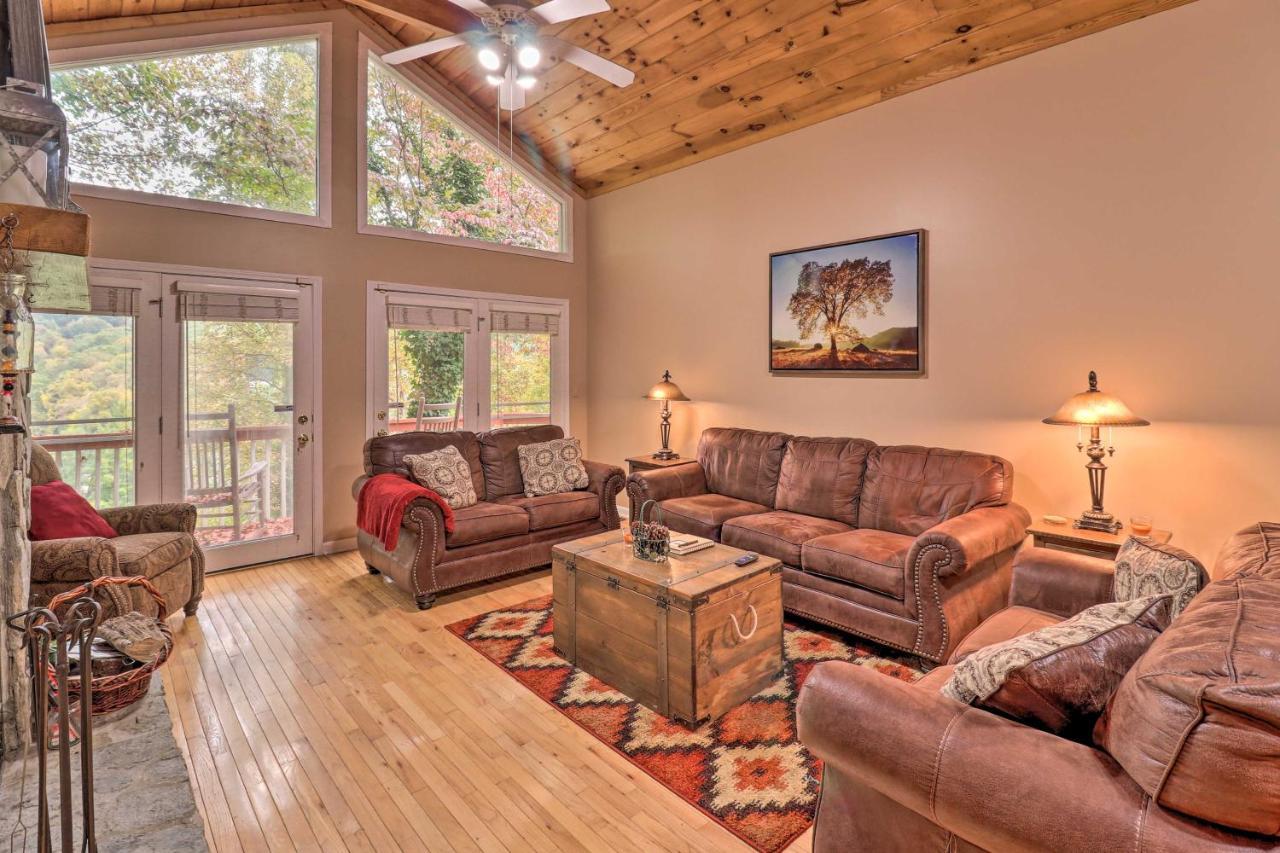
[296,433,311,452]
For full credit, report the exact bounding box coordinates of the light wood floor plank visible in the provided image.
[162,551,813,852]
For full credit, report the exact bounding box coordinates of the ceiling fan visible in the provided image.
[382,0,635,111]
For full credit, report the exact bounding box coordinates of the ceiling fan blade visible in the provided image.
[382,33,471,65]
[446,0,495,14]
[530,0,610,25]
[544,37,634,87]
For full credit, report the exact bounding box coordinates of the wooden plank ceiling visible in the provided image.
[44,0,1196,195]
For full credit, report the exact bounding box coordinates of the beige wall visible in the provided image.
[52,9,589,547]
[587,0,1280,565]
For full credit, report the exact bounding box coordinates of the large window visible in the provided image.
[364,54,565,255]
[53,33,324,219]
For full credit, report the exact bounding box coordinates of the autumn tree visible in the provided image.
[787,257,895,367]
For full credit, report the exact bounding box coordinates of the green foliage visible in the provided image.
[396,329,465,414]
[365,58,562,252]
[491,332,550,415]
[860,326,918,351]
[53,39,319,215]
[184,320,293,427]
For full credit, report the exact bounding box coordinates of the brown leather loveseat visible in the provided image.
[627,427,1030,663]
[798,522,1280,851]
[355,425,624,609]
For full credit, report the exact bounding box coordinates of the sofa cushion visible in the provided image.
[1095,528,1280,836]
[721,511,851,567]
[949,606,1062,664]
[445,501,530,547]
[942,596,1173,737]
[495,491,600,531]
[696,427,789,508]
[113,532,194,579]
[858,445,1012,537]
[517,437,589,497]
[363,430,485,499]
[801,529,914,599]
[477,425,564,499]
[404,445,479,509]
[774,436,874,525]
[658,494,769,540]
[1113,536,1207,618]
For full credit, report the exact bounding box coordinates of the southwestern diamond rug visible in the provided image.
[447,594,924,852]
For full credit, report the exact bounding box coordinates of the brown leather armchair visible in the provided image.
[798,524,1280,851]
[28,444,204,619]
[355,425,624,610]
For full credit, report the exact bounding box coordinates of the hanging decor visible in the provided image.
[0,214,33,435]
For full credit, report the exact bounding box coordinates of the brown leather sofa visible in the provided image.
[798,522,1280,852]
[627,428,1030,663]
[27,443,205,620]
[355,425,624,609]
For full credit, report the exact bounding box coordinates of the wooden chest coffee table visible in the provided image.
[552,531,783,726]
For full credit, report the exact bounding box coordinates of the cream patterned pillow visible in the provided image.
[941,595,1172,706]
[517,437,588,497]
[403,445,477,509]
[1114,537,1207,619]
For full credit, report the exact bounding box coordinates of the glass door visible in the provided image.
[369,286,567,437]
[29,269,162,508]
[166,277,315,570]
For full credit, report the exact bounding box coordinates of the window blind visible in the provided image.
[34,284,139,317]
[490,309,560,336]
[386,303,473,333]
[176,284,300,323]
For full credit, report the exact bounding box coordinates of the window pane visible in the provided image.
[388,329,465,433]
[53,38,319,215]
[366,57,563,253]
[30,312,136,508]
[491,331,551,429]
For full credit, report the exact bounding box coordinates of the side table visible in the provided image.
[1028,520,1171,560]
[625,454,694,475]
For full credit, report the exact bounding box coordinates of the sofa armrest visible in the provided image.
[626,462,707,511]
[798,661,1166,852]
[908,503,1031,579]
[1009,546,1115,617]
[352,474,372,502]
[30,537,119,585]
[583,459,625,530]
[99,502,197,535]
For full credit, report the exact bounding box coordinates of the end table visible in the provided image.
[1029,520,1171,560]
[625,454,694,475]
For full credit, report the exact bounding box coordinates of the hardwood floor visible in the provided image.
[161,551,812,852]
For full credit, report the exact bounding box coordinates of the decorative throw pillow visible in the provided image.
[29,481,118,540]
[517,437,588,497]
[941,595,1173,735]
[1114,536,1206,619]
[403,445,477,510]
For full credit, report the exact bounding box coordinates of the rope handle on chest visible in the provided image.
[729,605,759,642]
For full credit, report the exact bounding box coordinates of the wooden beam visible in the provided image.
[339,0,479,34]
[45,1,344,37]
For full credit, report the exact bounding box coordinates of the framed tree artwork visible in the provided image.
[769,229,925,375]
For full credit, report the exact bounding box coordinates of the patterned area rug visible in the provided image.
[447,595,923,852]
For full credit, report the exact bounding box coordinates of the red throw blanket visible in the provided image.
[357,473,455,552]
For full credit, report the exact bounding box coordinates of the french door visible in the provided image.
[367,284,568,437]
[30,263,317,572]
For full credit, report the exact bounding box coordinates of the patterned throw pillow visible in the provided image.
[517,437,588,497]
[1114,537,1207,619]
[941,595,1173,734]
[403,445,478,509]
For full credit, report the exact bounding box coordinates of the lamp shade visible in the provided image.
[644,370,690,402]
[1043,370,1149,427]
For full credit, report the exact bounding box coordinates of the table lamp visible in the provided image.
[644,370,690,460]
[1043,370,1149,533]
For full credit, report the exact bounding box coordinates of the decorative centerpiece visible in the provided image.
[631,500,670,562]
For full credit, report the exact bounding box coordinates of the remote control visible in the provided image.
[734,552,759,567]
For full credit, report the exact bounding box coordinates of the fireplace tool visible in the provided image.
[6,593,103,853]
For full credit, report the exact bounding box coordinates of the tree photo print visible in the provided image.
[769,230,924,374]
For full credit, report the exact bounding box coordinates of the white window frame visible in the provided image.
[366,280,571,438]
[49,23,334,228]
[357,35,574,263]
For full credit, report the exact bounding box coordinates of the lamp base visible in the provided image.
[1074,510,1122,534]
[651,450,679,461]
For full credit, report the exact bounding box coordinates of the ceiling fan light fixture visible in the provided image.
[516,42,542,70]
[477,43,505,72]
[516,74,537,90]
[485,73,505,87]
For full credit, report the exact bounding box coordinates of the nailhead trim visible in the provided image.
[911,543,952,660]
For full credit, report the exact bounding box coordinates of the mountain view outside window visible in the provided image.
[53,37,320,216]
[365,56,563,253]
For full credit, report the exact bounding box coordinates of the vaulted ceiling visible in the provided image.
[44,0,1197,196]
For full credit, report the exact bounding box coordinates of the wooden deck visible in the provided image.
[161,550,811,852]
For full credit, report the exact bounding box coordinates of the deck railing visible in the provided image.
[387,400,551,434]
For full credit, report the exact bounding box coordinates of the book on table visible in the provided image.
[669,535,714,556]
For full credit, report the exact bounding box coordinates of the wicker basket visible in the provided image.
[631,500,670,563]
[46,575,173,716]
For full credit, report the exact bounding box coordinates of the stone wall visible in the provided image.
[0,394,32,757]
